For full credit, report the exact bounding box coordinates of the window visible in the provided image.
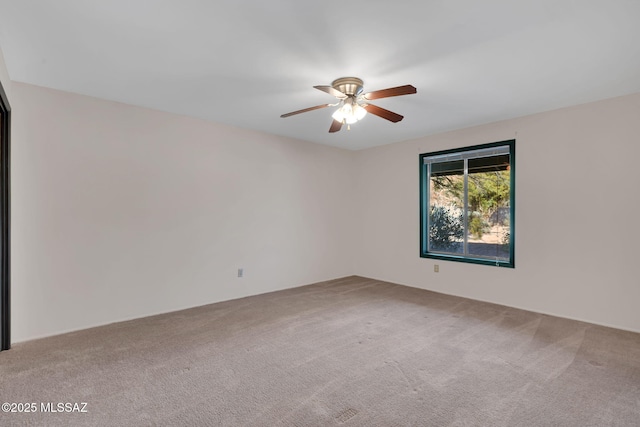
[420,140,514,268]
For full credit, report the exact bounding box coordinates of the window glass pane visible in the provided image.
[429,171,464,254]
[466,155,511,260]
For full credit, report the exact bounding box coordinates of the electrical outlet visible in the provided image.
[237,268,244,278]
[434,264,439,273]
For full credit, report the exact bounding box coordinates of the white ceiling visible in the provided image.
[1,1,639,150]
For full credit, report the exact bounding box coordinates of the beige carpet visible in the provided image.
[1,276,639,426]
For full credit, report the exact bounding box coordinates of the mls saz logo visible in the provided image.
[41,402,88,413]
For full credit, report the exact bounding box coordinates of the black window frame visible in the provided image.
[0,78,10,351]
[419,140,515,268]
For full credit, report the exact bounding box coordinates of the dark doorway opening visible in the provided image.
[0,79,10,351]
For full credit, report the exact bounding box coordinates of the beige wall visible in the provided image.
[8,74,640,341]
[353,92,640,332]
[11,82,355,342]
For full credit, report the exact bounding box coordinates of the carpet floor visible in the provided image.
[1,276,639,426]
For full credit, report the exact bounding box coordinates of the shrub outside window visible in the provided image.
[420,140,515,268]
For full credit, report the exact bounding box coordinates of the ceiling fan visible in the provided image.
[280,77,417,133]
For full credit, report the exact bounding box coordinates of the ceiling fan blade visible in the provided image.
[280,104,332,118]
[362,85,417,100]
[314,85,348,99]
[362,103,404,123]
[329,119,343,133]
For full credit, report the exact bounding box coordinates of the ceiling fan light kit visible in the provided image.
[332,100,367,125]
[281,77,416,133]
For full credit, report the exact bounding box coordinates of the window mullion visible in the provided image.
[463,158,468,256]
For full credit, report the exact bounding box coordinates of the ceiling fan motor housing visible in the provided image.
[331,77,364,97]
